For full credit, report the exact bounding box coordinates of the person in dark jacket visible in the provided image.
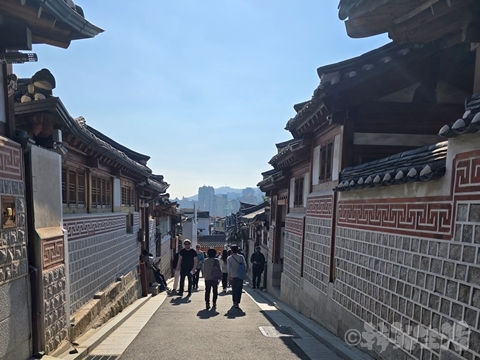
[203,248,220,309]
[250,246,266,289]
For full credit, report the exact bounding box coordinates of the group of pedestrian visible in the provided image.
[150,239,266,310]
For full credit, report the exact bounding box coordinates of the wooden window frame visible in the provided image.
[62,167,86,208]
[91,174,112,208]
[121,184,135,207]
[293,176,304,207]
[319,139,334,183]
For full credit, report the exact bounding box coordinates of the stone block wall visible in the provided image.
[283,215,304,283]
[43,266,67,353]
[304,216,331,295]
[0,138,31,360]
[64,214,140,314]
[333,200,480,360]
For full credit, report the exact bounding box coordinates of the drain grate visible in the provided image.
[86,356,119,360]
[259,325,300,338]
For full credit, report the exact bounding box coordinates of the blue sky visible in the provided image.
[15,1,388,199]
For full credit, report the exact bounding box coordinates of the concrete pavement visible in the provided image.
[53,278,373,360]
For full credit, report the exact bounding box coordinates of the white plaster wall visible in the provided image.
[312,146,320,186]
[30,146,62,228]
[332,134,340,181]
[0,68,5,123]
[113,178,121,207]
[303,172,309,206]
[289,178,295,208]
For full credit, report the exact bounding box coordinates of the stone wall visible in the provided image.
[64,213,140,314]
[43,266,67,353]
[279,136,480,360]
[0,138,31,360]
[283,214,304,284]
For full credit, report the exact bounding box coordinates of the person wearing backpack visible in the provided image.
[203,248,221,309]
[227,245,246,308]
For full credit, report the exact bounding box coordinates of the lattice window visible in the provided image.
[294,177,304,207]
[121,185,134,206]
[92,174,111,208]
[319,140,333,183]
[62,167,86,207]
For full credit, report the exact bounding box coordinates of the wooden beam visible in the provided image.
[393,0,441,25]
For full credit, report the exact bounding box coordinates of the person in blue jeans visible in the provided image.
[227,245,245,308]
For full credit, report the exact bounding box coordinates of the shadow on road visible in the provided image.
[196,308,220,319]
[169,296,192,306]
[224,306,246,319]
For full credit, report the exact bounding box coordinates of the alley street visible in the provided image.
[83,278,347,360]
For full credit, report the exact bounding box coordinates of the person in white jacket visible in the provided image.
[219,249,229,292]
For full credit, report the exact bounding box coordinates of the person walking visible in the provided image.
[203,248,220,309]
[171,244,183,294]
[250,246,266,289]
[176,239,198,297]
[192,244,205,290]
[219,249,228,292]
[227,245,245,308]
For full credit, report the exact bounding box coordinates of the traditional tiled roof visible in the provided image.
[74,116,152,177]
[438,94,480,138]
[148,175,170,194]
[87,125,150,165]
[269,138,310,169]
[257,169,284,190]
[335,141,448,191]
[239,201,269,215]
[285,42,438,136]
[38,0,104,39]
[198,235,227,249]
[337,0,386,21]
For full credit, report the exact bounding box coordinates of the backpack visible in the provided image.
[211,259,222,281]
[233,255,246,280]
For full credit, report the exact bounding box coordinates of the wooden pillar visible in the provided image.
[474,45,480,94]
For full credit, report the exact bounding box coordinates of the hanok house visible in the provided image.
[13,90,172,352]
[259,4,480,358]
[0,1,102,359]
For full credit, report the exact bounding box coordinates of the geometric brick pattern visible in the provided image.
[337,199,453,240]
[67,219,140,314]
[306,195,333,218]
[333,200,480,360]
[283,215,304,283]
[43,236,64,271]
[304,216,331,295]
[285,215,304,236]
[64,214,126,241]
[0,139,23,181]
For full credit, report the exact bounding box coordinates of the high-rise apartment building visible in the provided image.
[198,185,215,214]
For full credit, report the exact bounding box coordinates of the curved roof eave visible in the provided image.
[86,125,151,164]
[37,0,104,38]
[15,97,151,177]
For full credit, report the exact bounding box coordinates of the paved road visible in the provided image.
[83,276,347,360]
[119,284,311,360]
[101,279,339,360]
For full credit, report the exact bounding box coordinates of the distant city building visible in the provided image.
[198,185,215,214]
[240,187,258,205]
[214,194,228,217]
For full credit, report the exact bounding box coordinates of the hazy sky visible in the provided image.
[14,1,388,199]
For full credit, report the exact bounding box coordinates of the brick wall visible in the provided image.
[65,214,140,314]
[283,215,304,283]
